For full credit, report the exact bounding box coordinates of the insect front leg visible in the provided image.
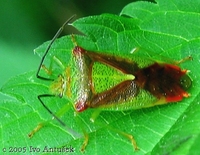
[28,122,44,138]
[176,56,192,65]
[36,15,76,81]
[28,94,59,139]
[38,55,66,80]
[28,94,80,139]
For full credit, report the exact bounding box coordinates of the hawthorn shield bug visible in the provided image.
[28,15,192,152]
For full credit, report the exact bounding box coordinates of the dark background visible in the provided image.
[0,0,154,99]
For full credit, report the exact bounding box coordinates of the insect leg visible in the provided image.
[176,56,192,65]
[109,127,139,151]
[28,94,80,139]
[28,122,44,138]
[90,109,102,122]
[39,94,82,137]
[36,15,76,81]
[80,130,89,152]
[41,55,66,79]
[73,112,89,152]
[90,118,139,151]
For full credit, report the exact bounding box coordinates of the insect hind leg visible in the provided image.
[89,110,139,151]
[109,126,139,151]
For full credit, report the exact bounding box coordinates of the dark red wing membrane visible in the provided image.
[134,63,190,102]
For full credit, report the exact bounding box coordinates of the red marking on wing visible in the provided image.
[75,101,88,112]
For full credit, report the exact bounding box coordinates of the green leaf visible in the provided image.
[1,0,200,155]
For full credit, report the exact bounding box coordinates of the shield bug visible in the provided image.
[72,46,192,112]
[29,15,192,152]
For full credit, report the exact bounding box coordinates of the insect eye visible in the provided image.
[180,74,192,89]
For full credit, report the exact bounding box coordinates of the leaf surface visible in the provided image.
[1,0,200,154]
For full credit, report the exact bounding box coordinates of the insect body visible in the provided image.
[47,43,191,151]
[51,45,191,113]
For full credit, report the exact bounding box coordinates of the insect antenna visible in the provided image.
[36,14,76,81]
[38,94,66,126]
[34,15,80,138]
